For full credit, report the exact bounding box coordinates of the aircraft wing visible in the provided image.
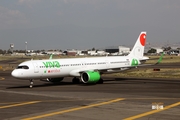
[139,52,164,66]
[69,53,164,76]
[101,53,164,74]
[69,65,137,76]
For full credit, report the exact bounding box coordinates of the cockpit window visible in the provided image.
[16,65,29,69]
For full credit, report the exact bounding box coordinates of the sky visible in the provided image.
[0,0,180,50]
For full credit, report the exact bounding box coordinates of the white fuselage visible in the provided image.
[11,31,147,84]
[11,56,138,80]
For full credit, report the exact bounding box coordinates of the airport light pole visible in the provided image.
[10,43,14,54]
[25,41,27,54]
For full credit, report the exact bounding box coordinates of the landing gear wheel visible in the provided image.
[30,84,33,88]
[72,77,80,84]
[97,78,104,84]
[29,80,33,88]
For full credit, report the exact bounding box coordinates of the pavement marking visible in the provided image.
[22,98,125,120]
[127,98,180,100]
[0,77,5,80]
[0,101,40,109]
[0,99,108,105]
[0,102,25,105]
[124,102,180,120]
[0,98,178,105]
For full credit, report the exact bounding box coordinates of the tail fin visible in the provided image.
[128,32,146,59]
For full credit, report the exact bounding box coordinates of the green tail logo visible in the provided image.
[131,59,139,66]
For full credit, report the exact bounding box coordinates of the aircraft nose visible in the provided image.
[11,70,19,78]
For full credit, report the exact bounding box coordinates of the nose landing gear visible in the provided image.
[29,79,33,88]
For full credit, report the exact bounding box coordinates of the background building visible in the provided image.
[119,46,130,55]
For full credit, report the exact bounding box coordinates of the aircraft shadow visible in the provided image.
[6,77,180,89]
[6,82,83,89]
[104,77,180,85]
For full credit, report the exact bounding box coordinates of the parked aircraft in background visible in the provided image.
[11,32,161,88]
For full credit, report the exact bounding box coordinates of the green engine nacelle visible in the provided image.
[81,71,101,84]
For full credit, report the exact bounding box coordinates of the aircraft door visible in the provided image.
[81,61,86,68]
[105,60,109,69]
[32,62,39,73]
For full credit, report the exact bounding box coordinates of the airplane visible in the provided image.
[11,31,157,88]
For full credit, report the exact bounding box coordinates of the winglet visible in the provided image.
[155,52,164,65]
[49,54,53,59]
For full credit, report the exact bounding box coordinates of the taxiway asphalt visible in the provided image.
[0,69,180,120]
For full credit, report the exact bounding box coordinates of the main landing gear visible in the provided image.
[72,77,80,84]
[72,77,104,84]
[97,78,104,84]
[29,79,33,88]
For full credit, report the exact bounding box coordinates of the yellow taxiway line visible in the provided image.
[0,77,5,80]
[0,101,40,109]
[124,102,180,120]
[22,98,125,120]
